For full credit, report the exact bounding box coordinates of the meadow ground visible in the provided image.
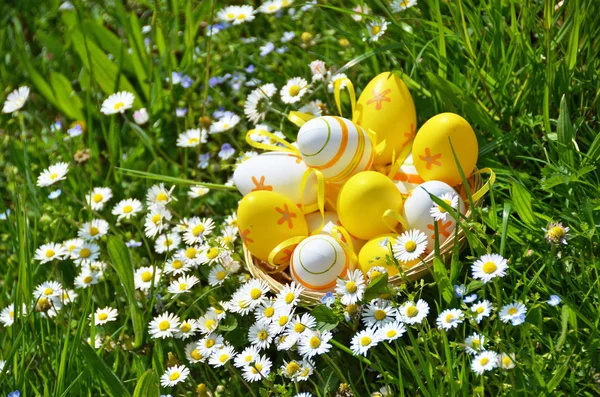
[0,0,599,396]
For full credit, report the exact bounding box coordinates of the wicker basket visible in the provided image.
[243,172,484,306]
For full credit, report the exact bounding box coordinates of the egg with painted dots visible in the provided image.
[237,191,308,265]
[402,181,465,252]
[297,116,374,184]
[290,234,351,291]
[412,113,478,186]
[353,72,417,166]
[233,152,318,213]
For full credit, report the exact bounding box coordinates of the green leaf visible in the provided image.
[557,95,575,167]
[363,273,389,301]
[546,359,570,393]
[556,304,570,351]
[50,71,85,120]
[79,342,131,397]
[311,305,339,331]
[133,370,160,397]
[510,180,536,227]
[107,236,145,348]
[218,314,238,332]
[432,258,454,305]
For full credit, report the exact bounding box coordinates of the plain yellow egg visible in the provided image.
[337,171,403,241]
[354,72,417,166]
[412,113,478,186]
[237,191,308,264]
[358,234,400,276]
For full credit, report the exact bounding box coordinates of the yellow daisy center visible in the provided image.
[151,214,162,224]
[205,319,216,330]
[113,101,125,111]
[286,362,300,375]
[502,356,512,366]
[216,271,227,281]
[507,307,517,315]
[172,260,183,269]
[191,349,202,360]
[480,357,489,365]
[264,307,275,318]
[346,281,357,293]
[123,205,133,213]
[83,275,93,284]
[44,287,54,296]
[169,371,180,381]
[192,224,205,236]
[371,25,381,35]
[309,336,321,349]
[45,250,55,258]
[289,85,301,96]
[548,226,566,239]
[185,247,197,259]
[50,173,58,180]
[219,353,229,363]
[205,339,215,348]
[370,270,382,279]
[251,363,263,374]
[257,330,268,340]
[405,240,417,252]
[374,309,387,321]
[285,292,295,304]
[237,13,246,20]
[179,283,188,291]
[294,323,306,333]
[278,316,289,326]
[79,248,91,258]
[406,306,418,318]
[89,227,100,236]
[98,312,108,321]
[206,248,219,259]
[93,193,103,203]
[250,288,262,300]
[360,336,372,346]
[482,261,497,274]
[226,13,234,19]
[158,320,171,331]
[141,271,153,282]
[156,192,168,202]
[472,339,480,347]
[445,314,454,322]
[386,330,397,338]
[188,137,199,144]
[476,306,484,314]
[181,323,191,332]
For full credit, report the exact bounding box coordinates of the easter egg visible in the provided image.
[354,72,417,166]
[233,152,318,213]
[337,171,403,241]
[390,153,424,197]
[237,191,308,264]
[297,116,374,184]
[305,211,365,254]
[358,234,400,276]
[402,181,465,251]
[412,113,478,186]
[324,182,342,211]
[290,235,350,291]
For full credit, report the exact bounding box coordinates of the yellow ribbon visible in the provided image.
[301,168,326,225]
[471,167,496,202]
[245,129,299,154]
[331,225,358,265]
[267,236,306,272]
[386,145,413,180]
[333,77,356,118]
[382,209,408,233]
[287,111,316,127]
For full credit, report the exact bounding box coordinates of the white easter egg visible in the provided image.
[233,152,318,212]
[402,181,465,252]
[290,234,350,291]
[390,153,425,197]
[305,211,365,254]
[297,116,374,184]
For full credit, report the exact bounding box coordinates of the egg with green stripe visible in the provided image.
[290,234,351,291]
[297,116,374,184]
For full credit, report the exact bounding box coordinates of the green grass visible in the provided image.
[1,0,599,396]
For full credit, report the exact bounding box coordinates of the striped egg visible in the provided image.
[305,211,366,254]
[391,153,424,197]
[290,234,351,291]
[297,116,374,184]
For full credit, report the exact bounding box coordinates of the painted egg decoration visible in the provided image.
[290,234,351,291]
[412,113,478,186]
[305,211,366,254]
[237,191,308,265]
[337,171,404,241]
[297,116,374,184]
[233,152,318,213]
[390,153,425,197]
[358,234,401,276]
[402,181,465,251]
[354,72,417,166]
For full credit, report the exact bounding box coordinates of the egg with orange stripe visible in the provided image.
[290,234,351,291]
[391,153,424,197]
[297,116,373,184]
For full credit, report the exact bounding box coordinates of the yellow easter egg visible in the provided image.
[237,191,308,264]
[290,235,350,291]
[297,116,374,184]
[358,234,400,276]
[337,171,403,241]
[390,153,424,197]
[354,72,417,166]
[412,113,478,186]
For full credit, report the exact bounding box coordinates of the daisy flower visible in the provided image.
[0,304,24,327]
[298,100,324,117]
[240,279,270,309]
[180,246,203,267]
[37,162,69,187]
[133,108,148,124]
[34,281,63,299]
[464,333,486,355]
[3,86,30,113]
[242,355,272,382]
[351,327,380,356]
[208,265,230,286]
[83,260,107,276]
[268,307,294,335]
[335,269,366,305]
[144,206,172,238]
[134,266,162,292]
[244,83,277,123]
[377,321,406,342]
[544,222,569,245]
[149,312,181,339]
[275,282,304,309]
[391,0,418,12]
[393,229,428,263]
[234,345,261,369]
[198,246,225,266]
[112,198,143,220]
[218,226,238,246]
[185,342,207,364]
[362,299,398,328]
[86,187,113,210]
[182,217,215,245]
[233,5,255,25]
[168,275,199,295]
[188,186,210,198]
[210,113,241,133]
[176,128,207,148]
[175,318,199,340]
[285,313,316,339]
[198,333,225,358]
[296,359,315,381]
[254,298,277,324]
[197,311,220,335]
[146,183,175,207]
[364,18,388,42]
[367,266,388,282]
[154,232,181,254]
[34,243,66,263]
[258,0,282,13]
[471,351,498,375]
[280,77,309,104]
[499,302,527,326]
[398,299,429,324]
[78,219,109,241]
[429,192,460,221]
[436,308,464,330]
[60,289,78,305]
[498,352,516,370]
[74,270,100,289]
[298,330,333,358]
[63,237,84,255]
[100,91,134,115]
[94,307,118,325]
[471,253,508,283]
[208,344,237,367]
[164,257,190,276]
[547,295,562,306]
[470,300,493,323]
[227,290,253,316]
[71,242,100,265]
[281,359,302,380]
[160,365,189,387]
[249,320,274,350]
